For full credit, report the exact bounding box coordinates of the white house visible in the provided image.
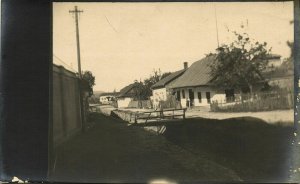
[117,83,139,108]
[166,55,235,108]
[152,53,285,109]
[266,54,282,69]
[151,63,187,109]
[99,94,116,105]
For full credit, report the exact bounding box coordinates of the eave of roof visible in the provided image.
[266,54,281,59]
[151,69,186,89]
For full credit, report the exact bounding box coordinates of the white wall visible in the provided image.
[117,97,133,108]
[268,58,282,68]
[100,95,113,103]
[175,87,226,108]
[152,88,167,109]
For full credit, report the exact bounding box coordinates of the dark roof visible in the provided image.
[100,92,120,96]
[151,69,186,89]
[118,83,137,98]
[167,54,282,89]
[168,55,217,88]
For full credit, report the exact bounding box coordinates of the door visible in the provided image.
[188,89,194,107]
[197,92,202,103]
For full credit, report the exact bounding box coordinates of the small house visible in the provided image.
[167,55,231,108]
[151,62,187,109]
[117,83,140,108]
[266,54,282,69]
[99,92,118,105]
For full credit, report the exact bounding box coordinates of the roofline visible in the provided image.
[118,83,137,97]
[151,86,165,90]
[169,81,267,89]
[117,95,134,98]
[170,84,211,89]
[151,69,186,90]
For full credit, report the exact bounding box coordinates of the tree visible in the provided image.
[142,69,171,99]
[88,94,100,104]
[131,80,144,108]
[142,69,161,99]
[284,20,294,71]
[132,69,172,101]
[209,31,271,98]
[161,72,172,79]
[82,71,95,97]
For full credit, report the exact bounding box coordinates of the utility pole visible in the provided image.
[214,4,220,48]
[69,6,86,132]
[69,6,83,78]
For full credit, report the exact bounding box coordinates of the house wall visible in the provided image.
[268,58,282,68]
[117,97,133,108]
[53,65,82,147]
[174,86,226,108]
[100,95,114,104]
[152,88,167,108]
[268,76,294,90]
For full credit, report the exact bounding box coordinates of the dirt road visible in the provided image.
[50,113,240,183]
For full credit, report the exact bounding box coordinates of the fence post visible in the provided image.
[172,110,174,119]
[161,109,164,119]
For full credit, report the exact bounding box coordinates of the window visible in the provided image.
[225,89,235,102]
[188,89,194,99]
[176,91,180,101]
[182,90,185,98]
[206,92,211,104]
[198,92,202,103]
[188,89,194,107]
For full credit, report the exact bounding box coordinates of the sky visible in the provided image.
[53,2,294,92]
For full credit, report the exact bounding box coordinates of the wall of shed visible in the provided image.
[53,65,82,147]
[152,88,167,109]
[117,97,133,108]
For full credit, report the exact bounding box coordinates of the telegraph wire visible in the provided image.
[53,54,77,73]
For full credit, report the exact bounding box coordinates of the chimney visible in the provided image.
[184,62,188,69]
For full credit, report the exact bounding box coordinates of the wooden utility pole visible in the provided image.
[69,6,83,78]
[214,4,220,48]
[69,6,86,132]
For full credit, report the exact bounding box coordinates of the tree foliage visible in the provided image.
[132,69,172,100]
[209,31,271,95]
[82,70,95,97]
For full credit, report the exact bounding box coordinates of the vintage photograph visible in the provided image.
[51,2,296,183]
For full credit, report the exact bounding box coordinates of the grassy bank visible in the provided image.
[160,117,294,182]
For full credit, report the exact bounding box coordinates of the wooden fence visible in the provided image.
[52,65,83,146]
[211,89,294,112]
[158,95,182,110]
[128,108,186,124]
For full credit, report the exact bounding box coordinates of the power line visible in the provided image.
[53,54,76,73]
